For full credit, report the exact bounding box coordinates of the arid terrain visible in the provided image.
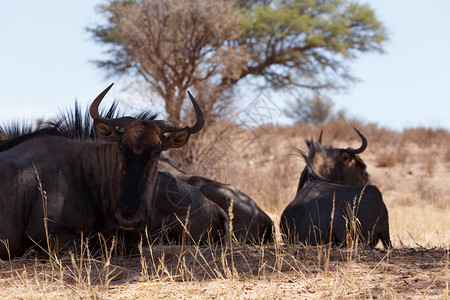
[1,120,449,299]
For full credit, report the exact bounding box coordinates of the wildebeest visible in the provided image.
[176,174,274,243]
[0,84,204,258]
[280,129,391,249]
[148,171,230,244]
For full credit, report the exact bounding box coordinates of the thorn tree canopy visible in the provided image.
[89,0,387,123]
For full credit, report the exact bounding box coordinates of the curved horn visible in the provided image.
[90,83,136,127]
[186,91,204,134]
[154,120,181,133]
[156,91,204,134]
[346,128,367,154]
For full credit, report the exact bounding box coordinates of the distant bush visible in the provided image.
[284,96,333,125]
[402,127,450,147]
[445,148,450,162]
[376,151,397,167]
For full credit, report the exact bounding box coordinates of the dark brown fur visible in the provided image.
[0,85,203,258]
[282,128,391,249]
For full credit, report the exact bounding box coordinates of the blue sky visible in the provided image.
[1,1,449,130]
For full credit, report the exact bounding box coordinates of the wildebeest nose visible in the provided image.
[115,207,146,231]
[136,220,146,230]
[117,205,136,216]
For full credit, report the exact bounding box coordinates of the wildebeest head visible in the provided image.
[298,128,369,189]
[283,128,390,249]
[90,84,204,230]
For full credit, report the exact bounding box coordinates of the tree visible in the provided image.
[236,0,387,91]
[89,0,387,123]
[89,0,245,123]
[284,95,333,125]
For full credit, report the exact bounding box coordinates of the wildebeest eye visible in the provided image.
[154,145,162,155]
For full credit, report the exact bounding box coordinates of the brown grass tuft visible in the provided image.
[375,151,397,167]
[402,127,450,147]
[422,151,437,177]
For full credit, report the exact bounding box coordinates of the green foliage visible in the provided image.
[237,0,387,90]
[88,0,387,122]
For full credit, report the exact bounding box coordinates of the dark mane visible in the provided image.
[0,126,60,151]
[49,101,157,140]
[0,121,43,138]
[0,101,158,151]
[295,145,336,191]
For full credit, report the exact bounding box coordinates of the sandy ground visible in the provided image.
[0,246,448,299]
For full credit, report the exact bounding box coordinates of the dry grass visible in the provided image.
[375,151,397,168]
[0,243,448,299]
[1,121,449,299]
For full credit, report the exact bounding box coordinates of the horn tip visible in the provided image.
[106,82,114,90]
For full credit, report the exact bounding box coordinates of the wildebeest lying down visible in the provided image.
[0,84,204,258]
[175,174,274,243]
[280,129,391,249]
[147,172,230,244]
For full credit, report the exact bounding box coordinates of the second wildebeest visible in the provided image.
[148,171,230,244]
[280,129,391,248]
[175,174,274,243]
[0,84,204,258]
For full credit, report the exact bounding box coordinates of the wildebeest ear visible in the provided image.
[162,126,190,150]
[340,151,352,163]
[317,130,323,144]
[94,120,122,142]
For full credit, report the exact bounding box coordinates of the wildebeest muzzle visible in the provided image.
[114,206,148,231]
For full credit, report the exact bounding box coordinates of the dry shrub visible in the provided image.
[163,120,301,213]
[402,127,450,147]
[294,120,401,150]
[395,145,409,165]
[276,123,317,141]
[316,119,365,141]
[363,123,399,146]
[395,196,414,207]
[375,144,410,167]
[276,119,363,144]
[164,119,241,176]
[375,151,397,167]
[421,151,436,177]
[444,148,450,162]
[421,190,446,209]
[415,180,447,209]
